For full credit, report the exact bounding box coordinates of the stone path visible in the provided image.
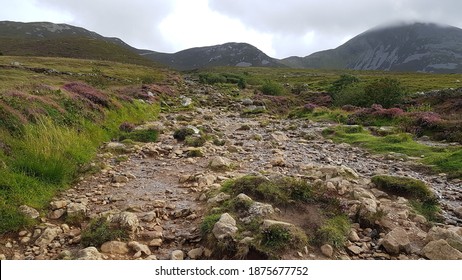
[1,79,461,260]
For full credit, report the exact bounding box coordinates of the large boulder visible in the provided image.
[66,202,87,216]
[270,132,289,143]
[212,213,238,240]
[425,227,462,252]
[18,205,40,219]
[248,202,274,217]
[100,241,129,255]
[382,227,411,255]
[421,239,462,260]
[74,247,103,260]
[108,212,139,235]
[207,192,231,205]
[209,156,232,171]
[35,227,63,247]
[128,241,151,256]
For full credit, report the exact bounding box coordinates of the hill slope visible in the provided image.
[282,22,462,73]
[0,21,156,66]
[141,42,285,70]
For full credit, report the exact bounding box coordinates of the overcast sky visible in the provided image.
[2,0,462,58]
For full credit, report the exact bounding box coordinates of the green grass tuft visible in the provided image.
[315,215,351,248]
[80,217,128,247]
[119,129,159,143]
[371,175,435,201]
[200,213,222,235]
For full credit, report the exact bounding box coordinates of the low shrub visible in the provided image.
[186,149,204,157]
[346,104,404,126]
[80,217,128,247]
[173,127,196,141]
[371,175,435,202]
[63,82,110,108]
[184,135,206,147]
[260,80,284,96]
[261,224,308,251]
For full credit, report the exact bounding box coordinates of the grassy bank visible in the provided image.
[0,56,166,233]
[323,125,462,178]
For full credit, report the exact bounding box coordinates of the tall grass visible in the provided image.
[10,118,95,184]
[0,101,160,233]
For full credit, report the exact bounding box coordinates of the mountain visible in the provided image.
[0,21,156,66]
[140,42,285,70]
[282,22,462,73]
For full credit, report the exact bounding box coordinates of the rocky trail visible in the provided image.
[1,79,462,260]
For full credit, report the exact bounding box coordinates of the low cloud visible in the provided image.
[37,0,175,51]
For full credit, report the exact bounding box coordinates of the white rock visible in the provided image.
[35,227,63,247]
[321,244,334,258]
[347,245,363,255]
[66,203,87,216]
[454,207,462,219]
[207,192,231,204]
[262,220,293,229]
[209,156,231,170]
[212,213,238,240]
[101,241,129,255]
[149,238,163,247]
[348,230,361,242]
[198,175,217,187]
[187,247,204,259]
[18,205,40,219]
[421,239,462,260]
[270,132,289,143]
[170,250,184,260]
[382,227,411,255]
[75,247,103,260]
[50,200,68,210]
[108,212,139,233]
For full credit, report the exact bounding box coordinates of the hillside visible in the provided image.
[282,22,462,73]
[0,21,156,66]
[141,42,285,70]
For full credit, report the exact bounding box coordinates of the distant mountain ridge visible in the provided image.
[282,22,462,73]
[2,21,462,73]
[140,42,284,70]
[0,21,156,66]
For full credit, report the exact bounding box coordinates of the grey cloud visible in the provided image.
[37,0,175,51]
[208,0,462,57]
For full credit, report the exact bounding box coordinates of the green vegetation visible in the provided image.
[186,148,204,158]
[119,129,159,143]
[200,213,222,235]
[0,37,159,67]
[199,72,247,89]
[333,77,405,108]
[260,80,285,96]
[329,74,360,94]
[184,135,207,147]
[371,175,435,201]
[0,56,164,233]
[261,224,308,251]
[315,215,351,248]
[81,217,128,247]
[221,175,314,206]
[372,175,441,222]
[196,66,462,93]
[173,127,196,141]
[323,125,462,178]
